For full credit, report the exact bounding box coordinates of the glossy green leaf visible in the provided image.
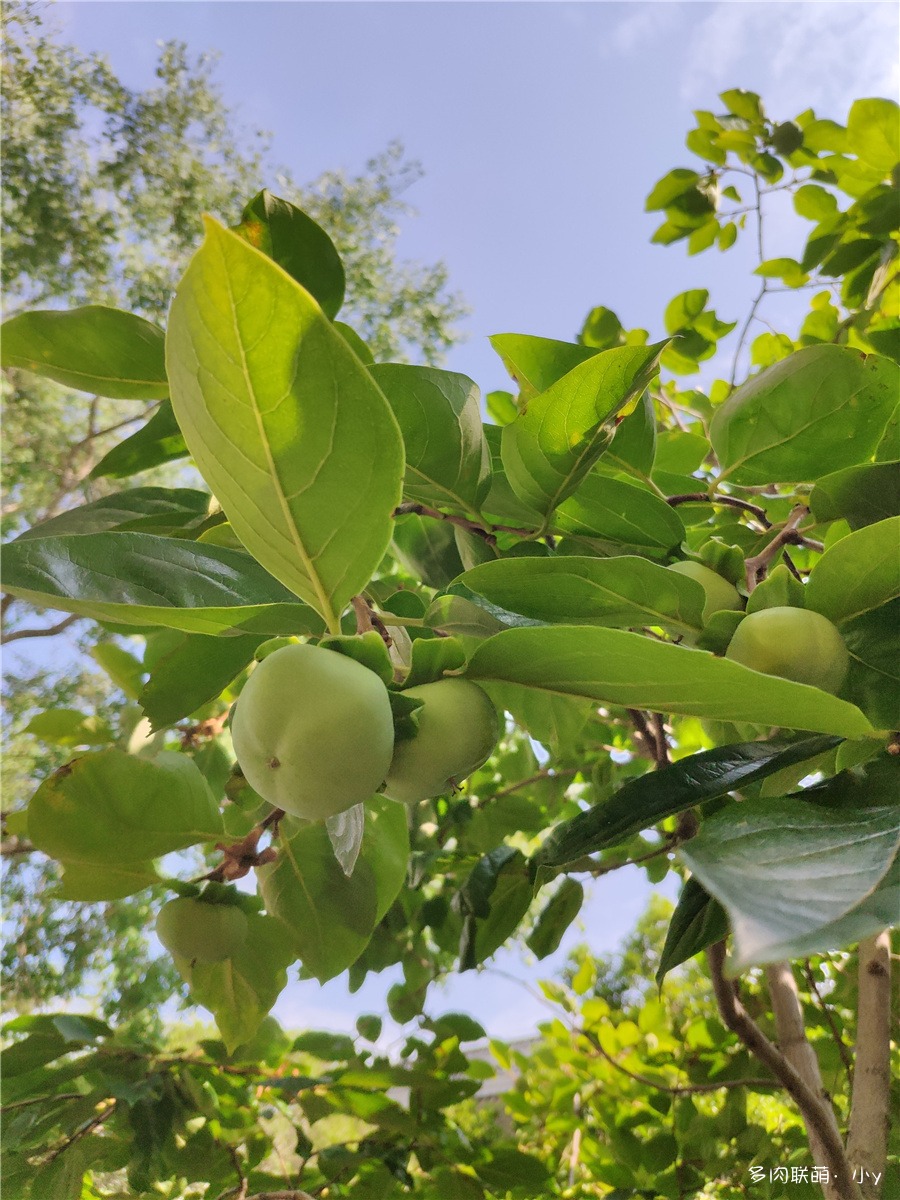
[501,344,664,516]
[258,797,409,981]
[1,306,168,399]
[526,878,584,959]
[454,556,706,634]
[370,363,491,512]
[1,532,325,636]
[805,517,900,623]
[846,98,899,174]
[552,473,685,555]
[680,799,899,972]
[479,423,544,528]
[234,189,345,319]
[810,461,900,529]
[166,218,404,632]
[466,627,871,736]
[27,749,223,866]
[534,736,840,867]
[24,709,115,747]
[140,633,262,729]
[459,849,533,969]
[90,401,188,479]
[656,879,729,986]
[175,913,296,1051]
[14,487,213,542]
[489,333,599,401]
[711,346,899,485]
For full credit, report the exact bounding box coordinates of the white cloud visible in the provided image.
[679,2,899,118]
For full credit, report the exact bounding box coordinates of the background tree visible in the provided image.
[1,0,466,1026]
[2,78,897,1200]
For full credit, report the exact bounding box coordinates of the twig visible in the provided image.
[707,941,861,1200]
[40,1100,117,1165]
[744,505,811,592]
[394,500,532,540]
[766,960,844,1200]
[649,713,669,768]
[484,766,578,803]
[0,835,35,857]
[1,613,82,644]
[801,960,855,1084]
[846,931,892,1198]
[2,1091,84,1111]
[729,174,767,387]
[666,492,772,529]
[564,834,680,878]
[625,708,657,762]
[350,594,392,647]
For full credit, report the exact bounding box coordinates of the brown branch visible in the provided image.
[40,1100,117,1166]
[846,931,892,1198]
[350,594,392,647]
[766,960,844,1200]
[394,500,533,540]
[1,835,35,857]
[666,492,772,529]
[625,708,657,762]
[744,505,811,592]
[0,613,83,644]
[485,766,578,803]
[649,713,669,768]
[565,834,681,878]
[707,941,861,1199]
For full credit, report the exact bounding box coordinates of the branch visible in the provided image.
[744,505,810,592]
[350,594,392,647]
[766,960,844,1200]
[0,835,35,858]
[40,1100,117,1166]
[0,613,83,644]
[666,492,772,529]
[394,500,532,540]
[802,959,855,1084]
[846,931,891,1198]
[707,942,861,1199]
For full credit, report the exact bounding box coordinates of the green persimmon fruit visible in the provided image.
[725,606,849,694]
[231,643,394,820]
[384,678,499,805]
[156,897,248,963]
[668,560,744,623]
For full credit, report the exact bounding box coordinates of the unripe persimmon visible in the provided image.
[231,643,394,821]
[384,679,499,805]
[725,606,849,694]
[156,897,248,963]
[668,560,743,623]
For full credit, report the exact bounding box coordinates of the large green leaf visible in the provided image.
[0,306,168,400]
[175,912,296,1051]
[500,343,664,516]
[810,461,900,529]
[805,517,900,623]
[14,488,213,541]
[233,189,345,319]
[534,736,840,867]
[680,798,899,972]
[370,363,491,513]
[711,345,898,484]
[139,632,263,729]
[453,556,706,635]
[90,401,188,479]
[465,627,872,736]
[841,598,900,729]
[258,797,409,982]
[526,878,584,959]
[552,473,685,555]
[1,532,324,636]
[392,514,466,590]
[27,749,223,866]
[165,218,404,632]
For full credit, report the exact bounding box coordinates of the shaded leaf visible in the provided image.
[370,364,491,513]
[810,461,900,529]
[656,878,729,986]
[90,401,188,479]
[535,736,840,867]
[140,632,262,728]
[234,189,345,319]
[526,878,584,959]
[680,798,899,972]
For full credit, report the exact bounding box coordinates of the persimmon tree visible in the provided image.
[1,89,898,1199]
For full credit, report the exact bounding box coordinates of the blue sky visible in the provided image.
[20,0,899,1039]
